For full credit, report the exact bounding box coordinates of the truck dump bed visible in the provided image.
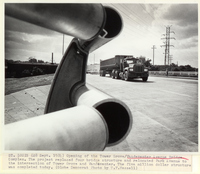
[100,55,133,71]
[100,57,120,70]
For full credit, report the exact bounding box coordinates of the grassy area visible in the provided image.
[5,74,54,95]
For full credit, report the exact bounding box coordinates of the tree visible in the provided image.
[38,60,44,63]
[170,63,177,67]
[28,57,37,63]
[144,59,152,67]
[32,67,44,76]
[185,65,195,71]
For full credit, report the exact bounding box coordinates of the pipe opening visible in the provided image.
[103,7,122,38]
[96,102,131,145]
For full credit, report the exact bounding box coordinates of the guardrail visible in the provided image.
[149,71,198,77]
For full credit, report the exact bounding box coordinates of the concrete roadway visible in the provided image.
[86,74,198,152]
[4,74,198,152]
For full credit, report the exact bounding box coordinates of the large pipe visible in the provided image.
[79,6,123,52]
[5,4,123,52]
[5,105,108,151]
[5,4,131,150]
[72,86,132,146]
[44,39,132,147]
[5,3,106,41]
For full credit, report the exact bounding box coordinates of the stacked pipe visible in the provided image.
[5,3,132,151]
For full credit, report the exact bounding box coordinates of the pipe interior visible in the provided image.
[96,102,131,145]
[104,7,122,38]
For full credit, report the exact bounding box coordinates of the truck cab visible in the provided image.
[119,57,149,81]
[100,55,149,82]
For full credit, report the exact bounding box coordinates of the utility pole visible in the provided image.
[161,26,175,65]
[151,45,156,65]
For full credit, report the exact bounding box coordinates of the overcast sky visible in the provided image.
[5,2,198,68]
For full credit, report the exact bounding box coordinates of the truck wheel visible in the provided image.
[115,70,119,79]
[124,71,129,81]
[111,70,115,79]
[142,77,148,82]
[120,72,124,80]
[102,71,106,77]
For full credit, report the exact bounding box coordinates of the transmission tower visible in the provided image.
[161,26,175,65]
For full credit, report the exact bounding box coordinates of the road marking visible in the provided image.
[159,89,193,98]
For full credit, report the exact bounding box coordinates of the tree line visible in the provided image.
[5,57,54,64]
[142,58,197,71]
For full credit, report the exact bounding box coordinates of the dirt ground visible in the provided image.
[5,74,54,95]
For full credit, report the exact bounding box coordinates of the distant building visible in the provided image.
[87,64,100,74]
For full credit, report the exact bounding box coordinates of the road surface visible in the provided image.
[5,74,198,152]
[86,74,198,152]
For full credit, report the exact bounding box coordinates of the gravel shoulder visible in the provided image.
[5,74,54,95]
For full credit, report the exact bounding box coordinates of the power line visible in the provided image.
[111,4,141,26]
[107,4,177,63]
[139,4,155,20]
[110,4,163,39]
[110,4,154,38]
[121,4,152,26]
[106,4,196,66]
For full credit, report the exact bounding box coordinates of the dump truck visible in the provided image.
[100,55,149,81]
